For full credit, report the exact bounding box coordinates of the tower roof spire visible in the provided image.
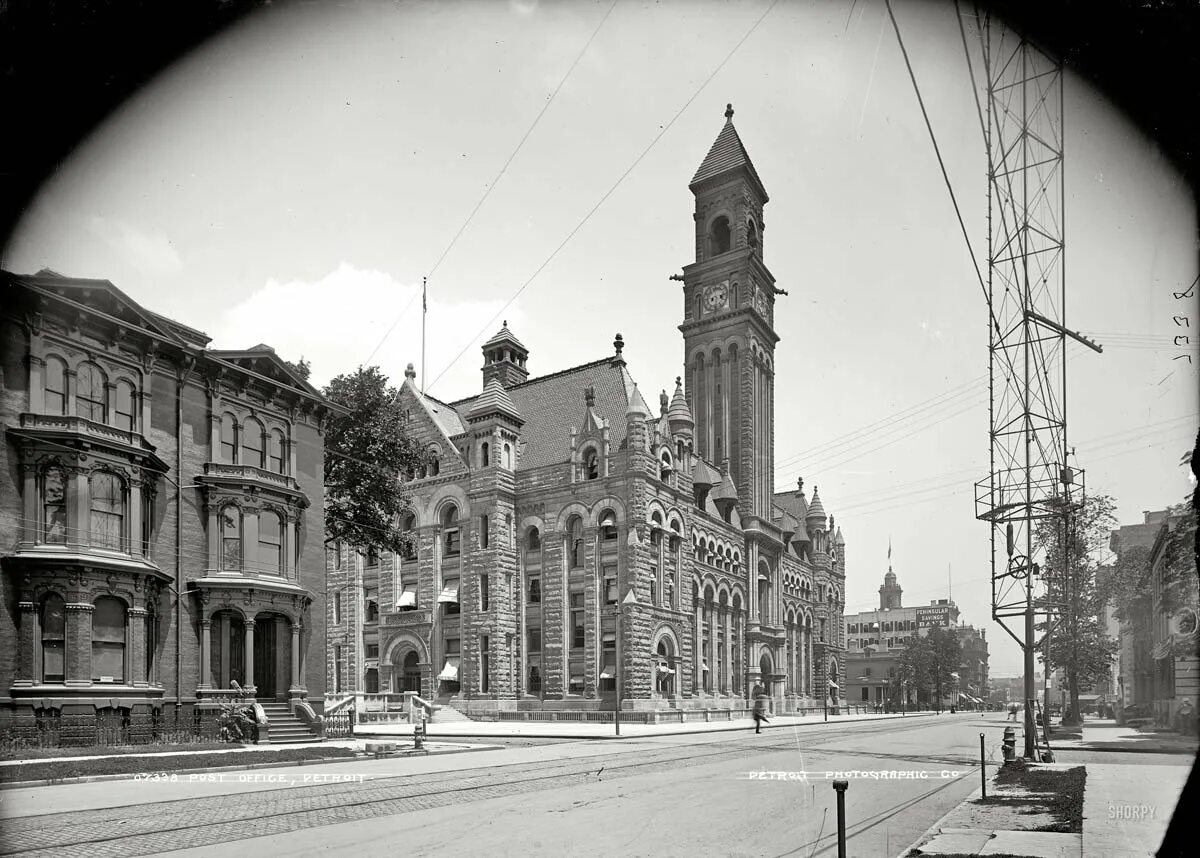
[690,104,768,201]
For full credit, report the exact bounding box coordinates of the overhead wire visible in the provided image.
[424,0,782,397]
[361,0,620,367]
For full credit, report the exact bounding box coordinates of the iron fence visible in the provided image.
[0,711,224,751]
[324,709,353,739]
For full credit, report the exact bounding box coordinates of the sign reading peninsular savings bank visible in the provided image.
[916,606,952,628]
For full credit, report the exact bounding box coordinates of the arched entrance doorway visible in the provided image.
[656,640,676,698]
[253,612,291,700]
[209,609,245,689]
[397,651,421,693]
[760,652,774,699]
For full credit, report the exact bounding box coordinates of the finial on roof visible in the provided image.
[405,363,416,379]
[612,333,626,366]
[725,103,734,121]
[503,319,507,327]
[585,386,595,408]
[797,476,804,494]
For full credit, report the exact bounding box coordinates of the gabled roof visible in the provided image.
[447,357,635,471]
[12,270,199,347]
[206,346,323,399]
[689,105,768,202]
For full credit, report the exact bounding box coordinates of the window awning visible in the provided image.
[701,661,710,672]
[600,670,614,679]
[570,674,584,683]
[437,657,459,681]
[828,681,839,689]
[438,582,459,604]
[396,588,417,609]
[602,633,616,643]
[657,664,673,674]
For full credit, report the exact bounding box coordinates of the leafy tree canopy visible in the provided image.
[322,366,425,554]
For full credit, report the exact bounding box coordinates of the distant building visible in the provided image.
[844,567,988,708]
[0,270,337,729]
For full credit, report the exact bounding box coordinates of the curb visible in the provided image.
[0,744,499,791]
[1055,743,1198,756]
[892,782,986,858]
[358,711,937,742]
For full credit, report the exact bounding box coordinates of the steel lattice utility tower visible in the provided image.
[970,14,1101,759]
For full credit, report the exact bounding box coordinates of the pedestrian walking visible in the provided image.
[1007,702,1018,722]
[753,694,770,734]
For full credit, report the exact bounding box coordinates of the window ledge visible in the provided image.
[197,463,307,502]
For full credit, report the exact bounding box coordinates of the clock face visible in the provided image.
[754,289,768,316]
[703,281,728,311]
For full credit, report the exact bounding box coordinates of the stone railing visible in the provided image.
[202,462,298,492]
[20,412,145,450]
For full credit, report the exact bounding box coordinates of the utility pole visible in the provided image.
[968,11,1101,759]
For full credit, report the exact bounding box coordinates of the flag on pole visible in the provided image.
[422,277,427,311]
[888,538,891,560]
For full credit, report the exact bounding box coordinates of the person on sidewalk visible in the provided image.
[753,695,770,734]
[1177,699,1195,736]
[1007,702,1018,722]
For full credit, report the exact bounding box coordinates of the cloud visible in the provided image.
[919,320,944,341]
[87,216,183,276]
[210,262,524,395]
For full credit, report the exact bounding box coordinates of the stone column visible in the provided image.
[15,602,36,685]
[218,613,230,688]
[290,623,302,694]
[199,619,212,690]
[722,605,732,695]
[244,620,256,692]
[128,607,148,686]
[692,596,702,695]
[64,603,94,686]
[298,623,308,694]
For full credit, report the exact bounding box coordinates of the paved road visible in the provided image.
[0,714,1012,857]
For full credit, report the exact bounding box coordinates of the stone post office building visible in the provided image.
[0,270,337,725]
[328,109,849,712]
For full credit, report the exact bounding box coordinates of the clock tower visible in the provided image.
[679,104,781,521]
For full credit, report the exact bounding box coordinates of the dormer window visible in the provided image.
[582,447,599,480]
[659,450,672,481]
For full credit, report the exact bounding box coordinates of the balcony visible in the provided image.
[15,412,167,469]
[198,462,306,500]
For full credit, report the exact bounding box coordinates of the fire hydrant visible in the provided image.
[413,717,427,750]
[1001,725,1016,762]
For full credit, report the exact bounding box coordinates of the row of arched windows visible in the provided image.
[38,465,145,552]
[219,413,287,473]
[42,357,138,431]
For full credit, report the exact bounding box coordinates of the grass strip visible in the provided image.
[0,742,235,761]
[989,759,1087,833]
[0,746,358,783]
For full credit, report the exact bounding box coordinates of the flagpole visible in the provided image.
[421,276,427,395]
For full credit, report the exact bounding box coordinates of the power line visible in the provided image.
[424,0,782,397]
[361,0,620,368]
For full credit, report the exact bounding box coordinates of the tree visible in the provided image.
[1035,493,1120,726]
[926,627,962,710]
[322,366,426,555]
[897,635,931,708]
[285,356,312,381]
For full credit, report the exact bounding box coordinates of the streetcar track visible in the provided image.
[0,714,978,856]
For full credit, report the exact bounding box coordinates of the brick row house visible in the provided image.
[327,108,849,713]
[0,271,337,728]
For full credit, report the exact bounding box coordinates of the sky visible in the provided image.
[4,0,1197,676]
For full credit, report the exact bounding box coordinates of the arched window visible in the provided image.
[92,596,127,682]
[220,505,242,571]
[114,380,136,432]
[583,448,599,480]
[241,417,264,468]
[479,515,489,549]
[401,513,418,560]
[660,450,672,481]
[41,594,65,682]
[442,503,460,555]
[269,429,286,473]
[220,413,238,463]
[527,527,541,550]
[503,443,512,469]
[758,575,771,625]
[76,362,106,422]
[710,215,731,255]
[430,455,440,476]
[44,357,67,415]
[480,442,489,467]
[747,218,759,248]
[89,471,124,550]
[259,510,283,575]
[599,510,618,541]
[568,516,584,569]
[43,466,67,544]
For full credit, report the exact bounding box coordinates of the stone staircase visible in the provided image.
[258,701,322,744]
[429,702,474,724]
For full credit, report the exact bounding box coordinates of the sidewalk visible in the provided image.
[1051,719,1200,755]
[1081,762,1189,858]
[358,708,931,740]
